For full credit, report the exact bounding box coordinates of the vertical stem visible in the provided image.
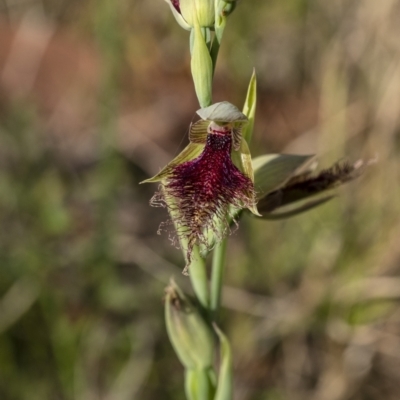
[189,245,209,310]
[210,236,228,320]
[210,38,221,75]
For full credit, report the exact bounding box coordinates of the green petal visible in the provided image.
[140,142,204,183]
[241,69,257,143]
[253,154,315,199]
[189,120,209,143]
[196,101,247,123]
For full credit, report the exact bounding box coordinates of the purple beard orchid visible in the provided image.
[142,102,259,270]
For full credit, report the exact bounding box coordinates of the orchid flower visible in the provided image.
[142,102,259,267]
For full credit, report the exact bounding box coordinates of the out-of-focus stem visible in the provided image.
[189,245,209,309]
[210,235,228,320]
[210,37,221,75]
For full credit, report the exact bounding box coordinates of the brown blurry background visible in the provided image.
[0,1,399,399]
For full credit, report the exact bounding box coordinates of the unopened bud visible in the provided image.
[164,0,215,30]
[165,280,214,369]
[164,0,191,30]
[180,0,215,28]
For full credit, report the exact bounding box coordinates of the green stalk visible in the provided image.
[210,236,228,320]
[210,36,221,75]
[188,245,210,310]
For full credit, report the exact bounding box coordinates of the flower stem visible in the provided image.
[210,236,228,320]
[189,245,209,310]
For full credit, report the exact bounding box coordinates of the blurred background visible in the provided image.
[0,0,399,399]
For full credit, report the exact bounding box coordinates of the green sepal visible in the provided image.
[197,101,247,123]
[192,27,212,53]
[241,70,257,143]
[253,154,315,199]
[213,324,233,400]
[190,27,195,55]
[185,368,217,400]
[140,142,204,183]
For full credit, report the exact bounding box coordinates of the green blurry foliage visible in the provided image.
[0,0,400,400]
